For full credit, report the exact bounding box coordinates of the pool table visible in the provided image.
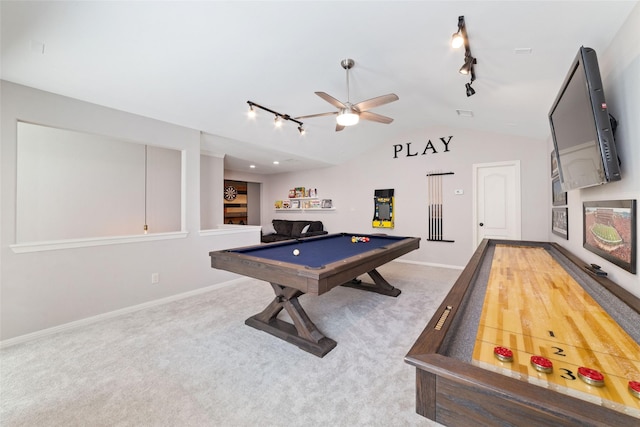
[209,233,420,357]
[405,239,640,426]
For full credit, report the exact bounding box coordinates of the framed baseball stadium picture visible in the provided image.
[552,176,567,206]
[552,207,568,239]
[583,199,637,274]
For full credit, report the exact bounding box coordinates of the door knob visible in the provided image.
[479,222,484,227]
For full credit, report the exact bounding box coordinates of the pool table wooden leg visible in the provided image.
[341,268,401,297]
[245,282,337,357]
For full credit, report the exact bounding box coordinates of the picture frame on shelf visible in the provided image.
[583,200,637,274]
[552,176,567,206]
[291,200,300,209]
[551,207,568,240]
[321,199,333,209]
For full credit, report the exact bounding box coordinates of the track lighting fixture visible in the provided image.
[246,101,304,134]
[451,15,478,95]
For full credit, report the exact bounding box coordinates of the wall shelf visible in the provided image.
[274,195,334,212]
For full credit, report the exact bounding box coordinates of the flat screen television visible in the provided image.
[549,46,621,191]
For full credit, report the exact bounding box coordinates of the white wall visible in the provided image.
[200,153,225,230]
[548,3,640,296]
[1,81,260,341]
[262,126,548,268]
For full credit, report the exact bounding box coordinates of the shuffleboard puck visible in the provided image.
[530,355,553,373]
[577,367,605,387]
[493,346,513,362]
[628,380,640,398]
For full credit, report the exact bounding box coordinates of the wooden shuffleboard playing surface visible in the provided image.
[473,244,640,418]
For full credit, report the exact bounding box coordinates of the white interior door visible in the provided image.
[473,161,522,248]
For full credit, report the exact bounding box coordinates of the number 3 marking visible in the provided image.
[560,368,576,380]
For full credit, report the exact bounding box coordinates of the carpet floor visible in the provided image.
[1,262,458,426]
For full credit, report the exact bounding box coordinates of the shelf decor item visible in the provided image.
[583,199,636,274]
[321,199,332,209]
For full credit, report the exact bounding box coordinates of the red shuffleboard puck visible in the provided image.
[577,367,605,387]
[493,346,513,362]
[629,380,640,399]
[530,355,553,373]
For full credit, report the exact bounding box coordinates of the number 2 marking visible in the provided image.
[552,346,566,356]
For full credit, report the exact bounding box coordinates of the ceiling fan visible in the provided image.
[295,58,399,132]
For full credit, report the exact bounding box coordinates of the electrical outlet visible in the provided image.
[151,273,159,284]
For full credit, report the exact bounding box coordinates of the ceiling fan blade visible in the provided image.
[295,112,338,120]
[354,93,399,112]
[359,111,394,124]
[335,123,345,132]
[315,92,346,109]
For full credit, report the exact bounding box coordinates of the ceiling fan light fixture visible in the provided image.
[336,109,359,126]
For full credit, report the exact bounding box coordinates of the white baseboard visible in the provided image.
[393,258,465,271]
[0,278,247,349]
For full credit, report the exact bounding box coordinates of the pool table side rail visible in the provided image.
[404,239,640,427]
[209,236,420,295]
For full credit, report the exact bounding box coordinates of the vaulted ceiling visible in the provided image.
[2,1,637,174]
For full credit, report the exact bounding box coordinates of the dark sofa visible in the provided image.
[261,219,327,243]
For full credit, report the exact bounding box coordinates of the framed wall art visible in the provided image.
[583,200,637,274]
[552,177,567,206]
[552,207,568,239]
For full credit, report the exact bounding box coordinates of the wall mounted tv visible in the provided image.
[549,46,621,191]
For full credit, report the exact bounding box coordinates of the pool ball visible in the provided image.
[293,249,300,256]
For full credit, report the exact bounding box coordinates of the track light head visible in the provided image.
[451,16,466,48]
[459,56,475,75]
[451,32,464,49]
[274,115,283,127]
[247,104,256,118]
[465,82,476,97]
[298,126,305,135]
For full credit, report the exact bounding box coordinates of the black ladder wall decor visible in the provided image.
[427,171,455,242]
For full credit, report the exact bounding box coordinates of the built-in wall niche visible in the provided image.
[16,122,182,244]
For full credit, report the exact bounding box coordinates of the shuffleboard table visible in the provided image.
[405,239,640,426]
[209,233,420,357]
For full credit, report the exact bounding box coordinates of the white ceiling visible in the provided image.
[2,1,637,174]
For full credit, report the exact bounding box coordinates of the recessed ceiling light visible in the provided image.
[273,161,279,165]
[250,165,256,169]
[456,109,474,117]
[514,48,532,55]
